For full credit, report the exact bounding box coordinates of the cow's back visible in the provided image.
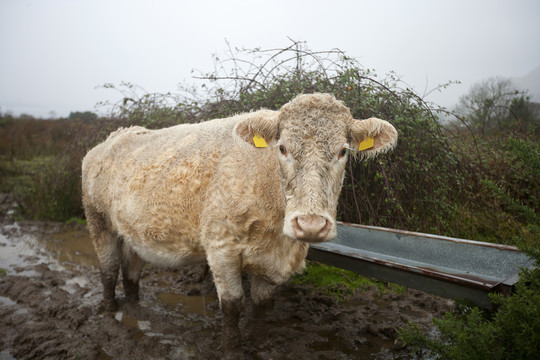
[82,117,242,258]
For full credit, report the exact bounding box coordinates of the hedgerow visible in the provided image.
[2,40,537,244]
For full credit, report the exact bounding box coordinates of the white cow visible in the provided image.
[82,93,398,357]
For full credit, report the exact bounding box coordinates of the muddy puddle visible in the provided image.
[0,219,453,359]
[41,229,99,268]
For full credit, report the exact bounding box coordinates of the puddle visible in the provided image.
[0,229,59,276]
[0,350,15,360]
[157,291,216,317]
[41,230,99,268]
[0,295,28,316]
[114,309,201,357]
[400,306,426,318]
[115,311,145,341]
[0,225,207,357]
[96,348,113,360]
[0,296,16,307]
[0,226,97,272]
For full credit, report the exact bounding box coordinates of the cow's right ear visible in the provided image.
[234,110,280,148]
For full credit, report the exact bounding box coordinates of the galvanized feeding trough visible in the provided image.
[308,223,534,309]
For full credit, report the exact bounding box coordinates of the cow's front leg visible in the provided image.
[248,275,276,342]
[250,275,277,307]
[206,249,244,359]
[221,297,243,359]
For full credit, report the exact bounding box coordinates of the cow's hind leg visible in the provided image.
[86,208,121,311]
[121,243,145,301]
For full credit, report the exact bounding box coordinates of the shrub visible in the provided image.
[1,116,130,221]
[398,248,540,360]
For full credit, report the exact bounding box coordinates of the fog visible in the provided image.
[1,0,539,117]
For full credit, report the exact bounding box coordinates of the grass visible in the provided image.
[66,217,87,225]
[0,268,7,277]
[0,154,85,221]
[291,261,404,302]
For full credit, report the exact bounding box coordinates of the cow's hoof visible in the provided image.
[123,279,140,302]
[99,299,118,313]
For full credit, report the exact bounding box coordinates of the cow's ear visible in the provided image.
[350,118,398,158]
[234,110,280,148]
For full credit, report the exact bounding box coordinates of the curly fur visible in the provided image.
[82,92,397,313]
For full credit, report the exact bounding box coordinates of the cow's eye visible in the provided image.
[339,148,348,158]
[279,144,287,156]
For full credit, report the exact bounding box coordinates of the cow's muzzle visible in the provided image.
[290,214,333,242]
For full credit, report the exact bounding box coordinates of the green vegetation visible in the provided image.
[0,113,127,221]
[68,111,98,123]
[0,268,7,277]
[0,40,538,357]
[398,249,540,359]
[66,217,87,225]
[291,261,404,301]
[395,75,540,359]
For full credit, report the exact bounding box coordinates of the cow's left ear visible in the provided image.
[234,110,280,148]
[350,118,398,158]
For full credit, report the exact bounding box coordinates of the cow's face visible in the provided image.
[235,93,398,243]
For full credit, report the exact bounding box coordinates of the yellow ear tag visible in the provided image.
[253,132,267,148]
[358,137,374,151]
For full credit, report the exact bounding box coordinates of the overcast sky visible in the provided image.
[1,0,539,118]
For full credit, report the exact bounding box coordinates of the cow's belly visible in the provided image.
[124,232,207,268]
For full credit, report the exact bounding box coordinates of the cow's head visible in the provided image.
[235,93,397,242]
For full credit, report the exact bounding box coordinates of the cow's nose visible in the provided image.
[292,214,331,242]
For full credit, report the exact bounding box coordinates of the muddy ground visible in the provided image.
[0,195,453,359]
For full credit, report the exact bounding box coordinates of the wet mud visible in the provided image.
[0,196,453,359]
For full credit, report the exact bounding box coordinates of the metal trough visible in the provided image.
[308,223,534,309]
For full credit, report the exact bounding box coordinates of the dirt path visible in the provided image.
[0,197,453,359]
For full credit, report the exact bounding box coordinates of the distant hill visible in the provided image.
[512,66,540,102]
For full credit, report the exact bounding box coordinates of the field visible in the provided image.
[0,45,538,359]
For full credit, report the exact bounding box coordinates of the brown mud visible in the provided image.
[0,195,453,359]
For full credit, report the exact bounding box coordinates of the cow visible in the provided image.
[81,93,398,357]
